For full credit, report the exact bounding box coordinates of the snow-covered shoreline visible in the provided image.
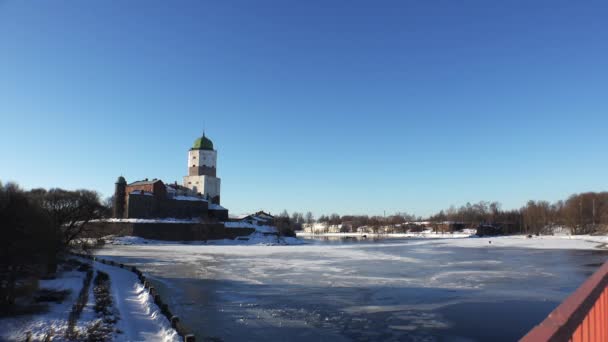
[101,231,608,251]
[0,258,180,342]
[296,231,475,239]
[298,232,608,250]
[91,261,179,341]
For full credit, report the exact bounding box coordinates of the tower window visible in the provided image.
[193,156,196,159]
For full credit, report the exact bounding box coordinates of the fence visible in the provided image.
[72,253,195,342]
[521,261,608,341]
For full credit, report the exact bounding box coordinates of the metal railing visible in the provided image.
[522,261,608,341]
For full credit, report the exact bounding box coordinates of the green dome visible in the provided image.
[116,176,126,184]
[192,134,214,150]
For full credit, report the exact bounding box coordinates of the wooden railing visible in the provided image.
[521,261,608,341]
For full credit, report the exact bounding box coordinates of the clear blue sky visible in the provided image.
[1,1,606,217]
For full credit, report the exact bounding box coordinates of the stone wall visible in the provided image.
[126,194,209,219]
[84,222,134,238]
[209,208,229,221]
[132,223,254,241]
[126,194,158,218]
[83,221,255,241]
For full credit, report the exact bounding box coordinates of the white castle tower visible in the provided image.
[183,133,221,204]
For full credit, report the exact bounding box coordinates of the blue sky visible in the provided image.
[1,1,607,217]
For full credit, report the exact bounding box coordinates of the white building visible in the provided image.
[183,133,222,204]
[302,222,343,234]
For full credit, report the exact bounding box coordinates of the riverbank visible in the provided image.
[0,258,180,342]
[296,230,475,238]
[298,232,608,250]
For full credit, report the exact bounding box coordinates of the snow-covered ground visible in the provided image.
[431,234,608,250]
[297,229,476,239]
[224,221,277,233]
[297,232,608,250]
[0,270,91,341]
[92,262,179,341]
[0,260,180,342]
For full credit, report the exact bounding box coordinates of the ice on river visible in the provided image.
[95,235,608,341]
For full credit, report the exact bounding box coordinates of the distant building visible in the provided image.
[234,211,275,226]
[302,223,343,233]
[113,133,228,221]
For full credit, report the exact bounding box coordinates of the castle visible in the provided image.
[113,133,228,221]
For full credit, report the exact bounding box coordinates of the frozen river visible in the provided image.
[97,236,608,341]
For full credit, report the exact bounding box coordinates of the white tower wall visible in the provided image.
[183,136,221,203]
[188,149,217,169]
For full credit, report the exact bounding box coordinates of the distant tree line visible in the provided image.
[273,210,423,234]
[0,181,107,308]
[296,192,608,235]
[428,192,608,235]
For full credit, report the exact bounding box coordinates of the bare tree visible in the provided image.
[305,211,314,224]
[29,188,104,274]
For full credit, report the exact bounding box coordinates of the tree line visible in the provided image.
[292,191,608,235]
[1,182,107,308]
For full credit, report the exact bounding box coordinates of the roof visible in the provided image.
[127,179,164,186]
[116,176,127,184]
[192,133,214,150]
[166,183,190,191]
[255,211,274,218]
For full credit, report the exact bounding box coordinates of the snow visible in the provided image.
[103,236,175,245]
[130,191,154,196]
[0,261,180,342]
[297,232,608,249]
[209,203,226,210]
[172,195,207,202]
[224,221,278,233]
[0,270,87,341]
[434,234,608,250]
[207,232,305,246]
[105,231,608,250]
[91,262,180,342]
[297,230,474,239]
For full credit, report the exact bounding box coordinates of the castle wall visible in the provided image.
[126,194,209,219]
[126,182,166,199]
[83,222,134,238]
[83,221,254,241]
[126,193,157,218]
[132,223,253,241]
[209,208,229,221]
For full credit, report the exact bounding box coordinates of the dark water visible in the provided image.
[97,237,608,341]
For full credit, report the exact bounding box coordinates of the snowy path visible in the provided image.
[0,270,86,341]
[92,261,180,342]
